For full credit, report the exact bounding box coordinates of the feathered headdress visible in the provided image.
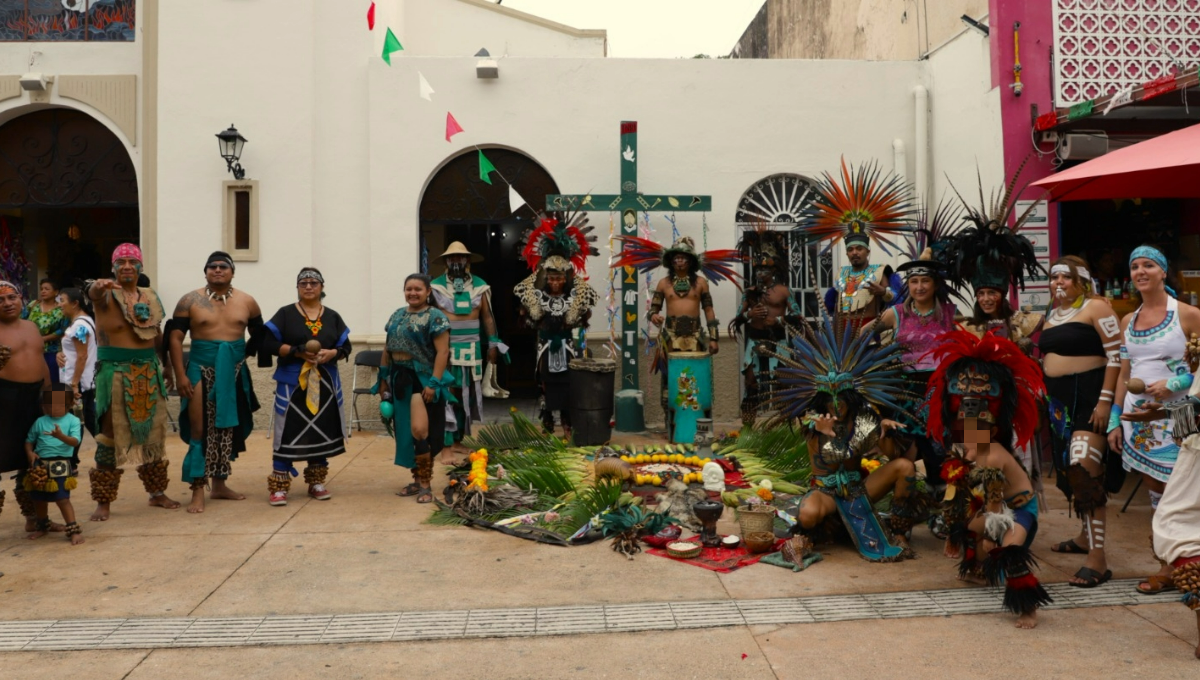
[794,158,915,255]
[737,223,789,279]
[925,330,1045,449]
[941,162,1044,294]
[520,211,599,276]
[898,199,969,304]
[611,235,743,289]
[762,311,913,423]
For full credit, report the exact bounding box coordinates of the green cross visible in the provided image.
[546,121,711,432]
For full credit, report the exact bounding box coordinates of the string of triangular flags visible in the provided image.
[1035,65,1200,131]
[367,1,534,217]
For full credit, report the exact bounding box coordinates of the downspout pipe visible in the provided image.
[913,84,930,202]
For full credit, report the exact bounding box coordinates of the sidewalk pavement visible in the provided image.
[1,429,1197,678]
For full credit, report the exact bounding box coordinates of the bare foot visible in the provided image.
[1015,611,1038,629]
[944,538,961,559]
[209,482,245,501]
[187,488,205,514]
[26,530,47,540]
[148,494,181,510]
[69,533,85,545]
[90,503,111,522]
[24,518,65,532]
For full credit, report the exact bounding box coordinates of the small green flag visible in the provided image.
[1067,99,1094,120]
[479,150,496,185]
[382,28,403,65]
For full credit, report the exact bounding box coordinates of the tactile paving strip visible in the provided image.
[0,578,1179,651]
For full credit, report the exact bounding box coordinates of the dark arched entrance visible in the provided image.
[0,108,138,294]
[419,147,559,399]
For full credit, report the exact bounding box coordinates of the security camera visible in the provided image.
[19,73,49,91]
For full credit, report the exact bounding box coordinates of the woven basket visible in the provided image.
[737,505,776,536]
[667,541,702,559]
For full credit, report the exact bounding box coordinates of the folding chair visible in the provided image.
[349,350,384,434]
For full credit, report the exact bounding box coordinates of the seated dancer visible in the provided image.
[927,331,1050,629]
[1108,245,1200,594]
[1041,256,1123,589]
[730,226,801,424]
[764,313,925,561]
[260,268,351,506]
[514,213,599,436]
[863,247,959,484]
[167,252,263,513]
[0,280,53,532]
[381,274,454,504]
[611,234,740,435]
[1125,386,1200,658]
[798,159,909,336]
[87,243,179,520]
[24,386,84,545]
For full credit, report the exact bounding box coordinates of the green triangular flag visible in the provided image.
[382,28,403,65]
[479,150,496,185]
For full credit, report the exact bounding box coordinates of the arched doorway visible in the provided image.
[734,173,827,318]
[0,108,138,295]
[418,147,559,399]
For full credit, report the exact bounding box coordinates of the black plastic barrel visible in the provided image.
[568,358,616,445]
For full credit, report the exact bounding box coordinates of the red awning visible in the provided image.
[1030,121,1200,200]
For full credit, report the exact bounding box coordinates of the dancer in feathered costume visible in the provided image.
[863,201,965,487]
[611,233,740,435]
[764,312,924,561]
[926,331,1051,629]
[729,225,802,424]
[514,213,600,436]
[795,159,913,336]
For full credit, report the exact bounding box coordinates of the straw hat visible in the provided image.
[438,241,484,263]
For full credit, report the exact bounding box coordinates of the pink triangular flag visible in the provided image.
[367,2,375,30]
[445,112,464,142]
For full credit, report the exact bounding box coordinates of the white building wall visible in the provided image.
[368,57,921,330]
[401,0,606,58]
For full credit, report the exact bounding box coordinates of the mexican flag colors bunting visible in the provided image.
[368,2,404,65]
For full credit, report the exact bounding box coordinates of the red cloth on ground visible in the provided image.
[646,536,783,573]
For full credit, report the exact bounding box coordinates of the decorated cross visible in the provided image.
[546,121,711,432]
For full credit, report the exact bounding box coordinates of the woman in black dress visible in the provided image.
[260,267,351,506]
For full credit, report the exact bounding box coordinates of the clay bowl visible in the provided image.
[744,531,776,554]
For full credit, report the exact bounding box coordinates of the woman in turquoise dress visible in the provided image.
[381,274,454,503]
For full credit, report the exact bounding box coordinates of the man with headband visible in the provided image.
[430,242,507,448]
[85,243,178,519]
[0,280,52,533]
[1109,244,1200,595]
[822,228,901,333]
[166,252,263,513]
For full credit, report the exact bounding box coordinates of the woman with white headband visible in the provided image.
[1040,255,1122,588]
[1108,245,1200,595]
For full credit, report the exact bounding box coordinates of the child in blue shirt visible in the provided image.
[25,386,83,545]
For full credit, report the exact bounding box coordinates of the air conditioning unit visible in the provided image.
[1057,132,1109,160]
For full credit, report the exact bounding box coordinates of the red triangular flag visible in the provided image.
[445,112,464,142]
[367,2,375,30]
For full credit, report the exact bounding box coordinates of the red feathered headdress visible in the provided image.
[520,212,598,276]
[925,330,1045,449]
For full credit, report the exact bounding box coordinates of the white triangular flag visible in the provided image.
[418,72,434,101]
[508,183,525,214]
[1103,86,1132,115]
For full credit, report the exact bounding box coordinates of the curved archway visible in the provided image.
[418,146,560,400]
[0,108,138,291]
[734,173,828,318]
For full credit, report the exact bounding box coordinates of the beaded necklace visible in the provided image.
[299,303,324,336]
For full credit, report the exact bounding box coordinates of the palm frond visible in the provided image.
[464,410,564,452]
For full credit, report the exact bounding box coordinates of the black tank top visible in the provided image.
[1038,322,1105,358]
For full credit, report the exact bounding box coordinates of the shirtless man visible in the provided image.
[0,280,52,533]
[430,243,506,448]
[87,243,178,520]
[168,252,263,513]
[647,238,720,438]
[733,260,800,424]
[823,234,900,335]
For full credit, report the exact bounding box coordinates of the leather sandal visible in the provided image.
[416,488,434,504]
[1068,567,1112,588]
[1050,538,1088,554]
[1136,574,1175,594]
[396,482,421,497]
